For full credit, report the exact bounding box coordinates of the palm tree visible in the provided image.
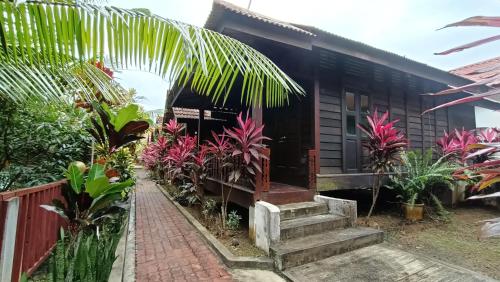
[0,0,304,105]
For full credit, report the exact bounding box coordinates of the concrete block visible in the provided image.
[254,201,280,254]
[0,197,19,282]
[314,195,357,226]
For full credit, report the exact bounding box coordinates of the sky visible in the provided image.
[107,0,500,115]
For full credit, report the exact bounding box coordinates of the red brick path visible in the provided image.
[135,170,233,281]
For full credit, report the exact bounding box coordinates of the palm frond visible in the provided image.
[0,0,304,106]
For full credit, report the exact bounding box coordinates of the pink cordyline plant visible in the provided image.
[141,136,170,173]
[357,110,408,219]
[164,135,197,181]
[164,119,185,143]
[477,128,499,143]
[224,111,270,184]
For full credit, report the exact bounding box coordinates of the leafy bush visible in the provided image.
[107,147,136,182]
[227,210,242,231]
[88,102,150,156]
[174,182,198,206]
[41,163,133,234]
[388,149,457,205]
[0,100,92,190]
[49,227,122,282]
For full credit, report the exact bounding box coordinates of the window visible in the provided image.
[361,95,369,113]
[346,115,356,135]
[346,92,355,112]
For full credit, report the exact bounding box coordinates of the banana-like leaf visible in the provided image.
[113,104,141,131]
[85,176,109,198]
[0,1,304,107]
[65,163,84,193]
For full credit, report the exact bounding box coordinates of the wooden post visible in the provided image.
[313,57,321,174]
[197,109,204,147]
[308,149,317,190]
[254,147,270,202]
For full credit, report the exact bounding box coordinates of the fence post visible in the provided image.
[0,197,19,282]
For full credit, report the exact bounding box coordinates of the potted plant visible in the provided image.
[389,149,457,221]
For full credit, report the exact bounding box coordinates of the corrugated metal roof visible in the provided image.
[208,0,315,36]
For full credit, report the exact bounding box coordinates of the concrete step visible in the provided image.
[280,214,348,240]
[278,202,328,221]
[270,227,384,270]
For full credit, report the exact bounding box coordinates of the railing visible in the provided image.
[0,180,66,282]
[206,148,271,198]
[308,149,318,190]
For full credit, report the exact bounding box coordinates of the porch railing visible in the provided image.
[308,149,317,190]
[205,147,316,201]
[0,180,66,282]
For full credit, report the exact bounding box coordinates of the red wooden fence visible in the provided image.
[0,180,66,282]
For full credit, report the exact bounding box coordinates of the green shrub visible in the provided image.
[0,100,91,190]
[49,227,122,282]
[227,210,242,231]
[107,147,136,182]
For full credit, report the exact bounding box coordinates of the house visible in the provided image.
[450,57,500,128]
[168,0,500,208]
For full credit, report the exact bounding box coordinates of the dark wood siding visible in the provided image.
[318,50,343,174]
[316,48,472,174]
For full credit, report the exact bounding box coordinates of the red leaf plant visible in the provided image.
[141,135,170,177]
[164,119,185,143]
[164,135,197,182]
[224,111,270,185]
[357,110,408,219]
[477,128,499,143]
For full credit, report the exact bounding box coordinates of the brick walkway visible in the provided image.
[135,169,233,281]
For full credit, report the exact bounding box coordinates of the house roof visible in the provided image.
[207,0,315,36]
[450,56,500,82]
[206,0,472,87]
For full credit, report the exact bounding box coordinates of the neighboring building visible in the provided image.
[169,0,500,207]
[450,57,500,128]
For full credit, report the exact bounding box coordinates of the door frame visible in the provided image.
[341,88,371,173]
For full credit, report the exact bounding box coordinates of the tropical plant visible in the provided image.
[437,128,478,164]
[165,135,197,182]
[0,99,91,190]
[357,110,408,219]
[224,112,270,185]
[106,147,135,182]
[164,119,186,143]
[206,130,232,229]
[41,162,133,234]
[49,227,122,282]
[0,0,303,106]
[389,149,457,206]
[141,135,171,180]
[226,210,242,231]
[190,145,210,198]
[88,102,151,156]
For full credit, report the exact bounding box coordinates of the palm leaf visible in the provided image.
[0,1,304,106]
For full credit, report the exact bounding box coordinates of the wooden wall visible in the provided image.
[316,48,473,174]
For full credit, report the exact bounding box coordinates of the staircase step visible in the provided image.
[280,214,348,240]
[271,227,384,270]
[278,202,328,221]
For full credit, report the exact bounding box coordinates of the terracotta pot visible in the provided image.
[402,203,424,221]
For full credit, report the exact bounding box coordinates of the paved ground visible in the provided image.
[135,170,233,281]
[283,243,497,282]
